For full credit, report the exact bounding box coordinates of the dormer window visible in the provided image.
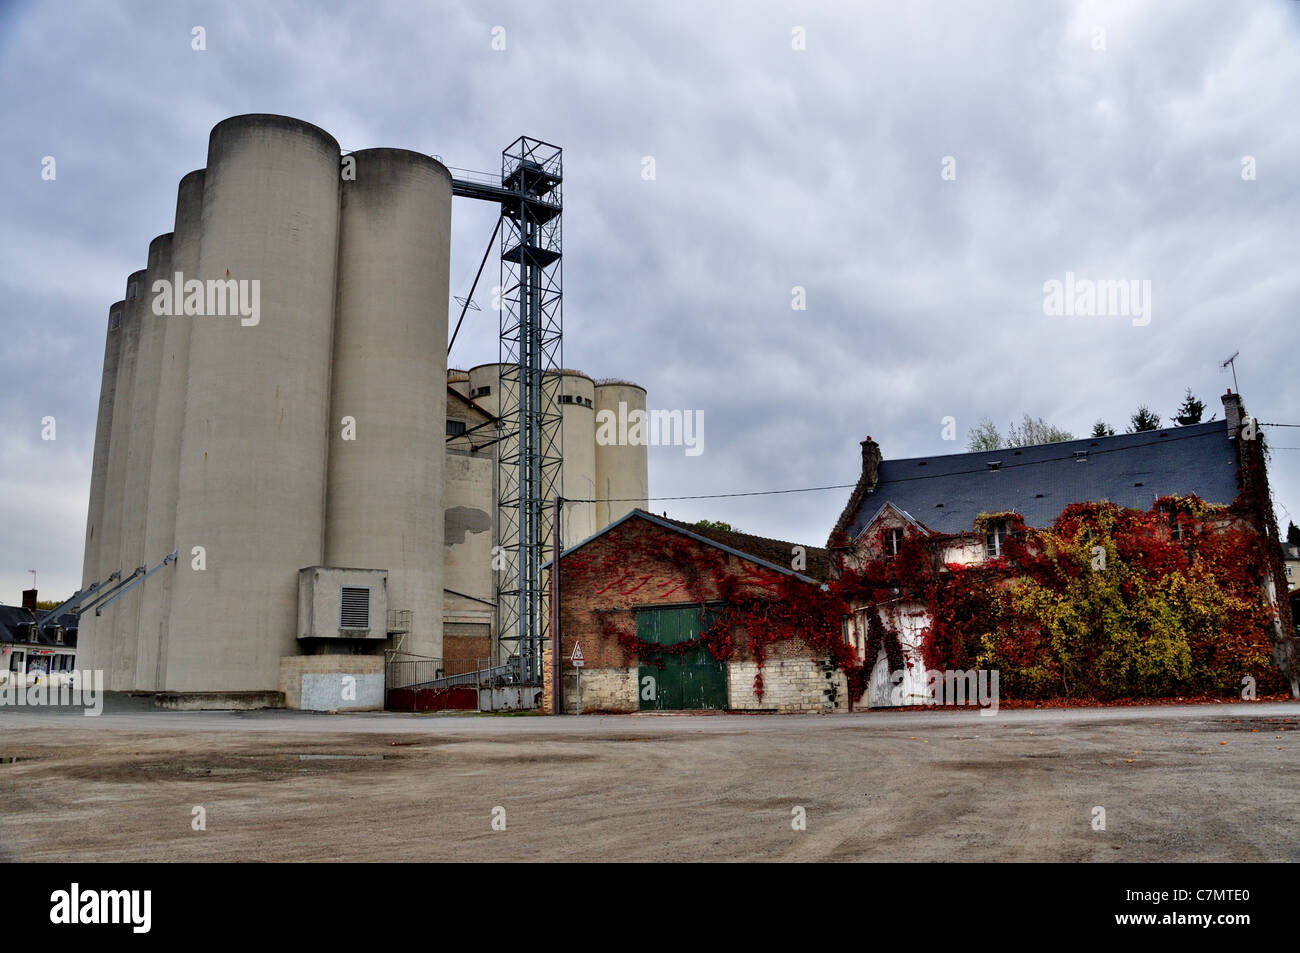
[985,521,1008,559]
[987,462,1001,472]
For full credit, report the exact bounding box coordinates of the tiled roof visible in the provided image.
[655,512,832,582]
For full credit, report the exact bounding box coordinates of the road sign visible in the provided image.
[570,642,585,667]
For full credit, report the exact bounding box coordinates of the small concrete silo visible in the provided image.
[594,381,650,528]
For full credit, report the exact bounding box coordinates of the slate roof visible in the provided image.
[849,421,1240,538]
[0,604,35,642]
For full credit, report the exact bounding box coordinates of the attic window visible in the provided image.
[885,528,903,558]
[1074,450,1088,463]
[1034,493,1044,498]
[918,461,927,466]
[985,521,1009,559]
[987,462,1001,472]
[1134,482,1144,487]
[935,503,944,508]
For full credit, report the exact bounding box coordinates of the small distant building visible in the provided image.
[1,596,78,683]
[1282,542,1300,592]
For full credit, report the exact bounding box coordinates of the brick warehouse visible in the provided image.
[541,511,840,713]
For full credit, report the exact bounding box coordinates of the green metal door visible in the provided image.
[637,607,727,710]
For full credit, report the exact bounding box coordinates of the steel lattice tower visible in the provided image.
[495,138,563,683]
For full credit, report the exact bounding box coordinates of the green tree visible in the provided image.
[1287,521,1300,546]
[1173,388,1206,426]
[694,519,736,532]
[1005,414,1074,447]
[1127,405,1161,433]
[1091,420,1116,438]
[966,418,1002,452]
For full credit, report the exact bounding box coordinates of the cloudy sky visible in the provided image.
[2,0,1298,601]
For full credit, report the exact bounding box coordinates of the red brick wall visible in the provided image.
[554,515,798,670]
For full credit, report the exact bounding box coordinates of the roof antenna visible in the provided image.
[1220,351,1239,393]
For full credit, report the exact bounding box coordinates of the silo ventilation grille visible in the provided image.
[340,587,371,629]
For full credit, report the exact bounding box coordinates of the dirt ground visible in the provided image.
[2,698,1297,862]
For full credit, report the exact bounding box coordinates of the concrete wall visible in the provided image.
[325,148,450,660]
[297,566,389,641]
[166,114,342,692]
[278,654,384,711]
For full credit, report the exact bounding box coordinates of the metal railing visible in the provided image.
[386,656,494,691]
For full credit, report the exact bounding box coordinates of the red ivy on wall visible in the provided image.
[565,495,1295,704]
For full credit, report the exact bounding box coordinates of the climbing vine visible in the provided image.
[563,492,1294,705]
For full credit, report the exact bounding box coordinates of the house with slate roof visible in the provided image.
[828,391,1296,705]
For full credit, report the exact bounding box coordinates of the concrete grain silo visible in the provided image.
[325,148,451,660]
[467,362,502,417]
[110,232,172,689]
[77,298,126,674]
[594,381,650,528]
[447,368,470,399]
[165,115,342,692]
[135,170,204,690]
[556,369,596,545]
[91,270,145,684]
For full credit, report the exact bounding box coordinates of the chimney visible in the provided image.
[860,437,882,491]
[1222,391,1244,440]
[21,588,37,612]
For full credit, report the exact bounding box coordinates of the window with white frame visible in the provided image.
[885,527,903,558]
[985,521,1008,559]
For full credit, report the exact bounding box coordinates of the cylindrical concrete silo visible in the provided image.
[111,233,173,689]
[448,368,470,399]
[556,369,596,546]
[91,270,145,686]
[325,148,451,660]
[136,169,204,690]
[77,299,126,676]
[467,362,502,418]
[166,115,342,693]
[594,381,650,528]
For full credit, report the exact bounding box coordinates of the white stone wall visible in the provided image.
[728,658,847,712]
[570,667,639,713]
